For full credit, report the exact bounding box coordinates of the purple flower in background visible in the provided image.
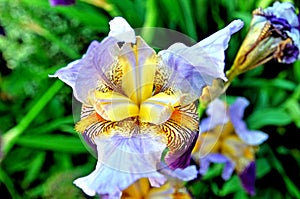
[228,1,300,79]
[192,97,268,195]
[50,16,243,198]
[49,0,75,6]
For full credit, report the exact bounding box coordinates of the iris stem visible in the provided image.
[180,0,197,40]
[222,66,239,94]
[140,0,157,43]
[2,80,64,155]
[197,103,207,118]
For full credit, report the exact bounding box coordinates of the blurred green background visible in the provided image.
[0,0,299,198]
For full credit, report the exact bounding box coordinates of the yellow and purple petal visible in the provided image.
[161,102,199,169]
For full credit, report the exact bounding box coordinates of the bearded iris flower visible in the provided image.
[51,17,243,197]
[227,1,300,81]
[192,97,268,195]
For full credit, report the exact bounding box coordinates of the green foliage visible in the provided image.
[0,0,299,198]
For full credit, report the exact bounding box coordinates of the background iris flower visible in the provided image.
[192,97,268,195]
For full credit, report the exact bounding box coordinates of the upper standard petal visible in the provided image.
[158,20,243,105]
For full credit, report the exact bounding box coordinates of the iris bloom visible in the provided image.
[192,97,268,195]
[227,1,300,80]
[49,0,75,6]
[51,17,243,197]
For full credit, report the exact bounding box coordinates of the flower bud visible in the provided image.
[228,2,300,78]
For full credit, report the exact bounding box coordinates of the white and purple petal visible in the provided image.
[197,19,244,80]
[158,20,244,104]
[74,134,166,197]
[264,2,299,27]
[51,40,116,104]
[51,17,137,104]
[49,59,81,91]
[229,97,268,145]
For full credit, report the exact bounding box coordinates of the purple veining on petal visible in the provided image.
[238,161,256,196]
[165,130,199,170]
[49,0,75,6]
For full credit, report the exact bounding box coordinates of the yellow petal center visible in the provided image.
[92,37,179,124]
